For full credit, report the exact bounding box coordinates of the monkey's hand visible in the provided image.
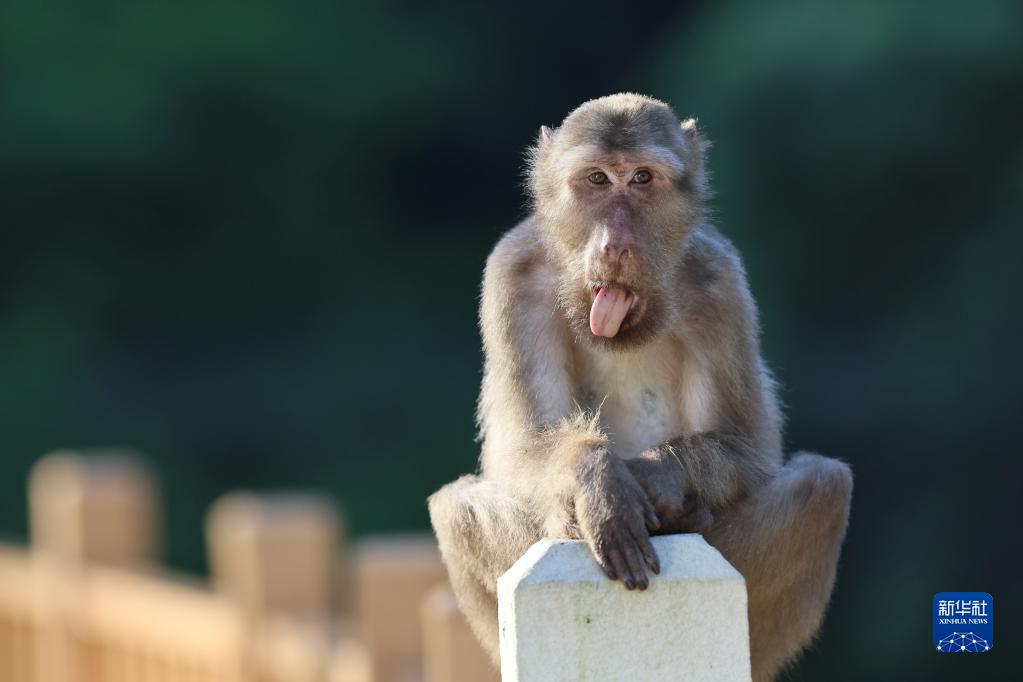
[626,449,715,535]
[572,451,661,590]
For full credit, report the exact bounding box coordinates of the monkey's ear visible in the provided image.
[681,117,710,155]
[538,125,556,145]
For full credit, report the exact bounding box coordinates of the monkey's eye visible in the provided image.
[631,170,652,184]
[587,171,609,185]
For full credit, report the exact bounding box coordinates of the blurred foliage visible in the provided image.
[0,1,1020,679]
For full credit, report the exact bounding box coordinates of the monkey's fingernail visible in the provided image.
[638,579,648,590]
[606,569,616,579]
[625,578,635,590]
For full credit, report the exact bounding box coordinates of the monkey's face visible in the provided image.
[535,144,703,351]
[577,153,692,344]
[528,95,707,350]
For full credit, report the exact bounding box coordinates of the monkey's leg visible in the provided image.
[703,452,853,682]
[427,474,543,666]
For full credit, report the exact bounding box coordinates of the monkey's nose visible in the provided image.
[602,243,631,264]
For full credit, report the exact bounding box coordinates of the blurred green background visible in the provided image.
[1,0,1020,679]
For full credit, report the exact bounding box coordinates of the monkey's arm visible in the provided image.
[629,234,782,517]
[634,430,778,513]
[477,222,659,587]
[475,224,585,498]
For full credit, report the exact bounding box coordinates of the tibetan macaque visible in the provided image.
[428,93,852,681]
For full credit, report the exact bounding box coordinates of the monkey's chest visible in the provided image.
[572,346,682,459]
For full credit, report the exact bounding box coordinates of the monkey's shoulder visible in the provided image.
[482,216,555,289]
[480,216,559,318]
[486,215,543,265]
[682,222,745,276]
[676,224,756,331]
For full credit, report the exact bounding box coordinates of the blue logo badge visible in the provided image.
[933,592,993,653]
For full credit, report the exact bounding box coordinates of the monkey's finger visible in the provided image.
[592,548,616,580]
[645,509,661,532]
[632,526,660,575]
[638,494,657,519]
[621,541,648,590]
[606,547,634,590]
[632,492,659,532]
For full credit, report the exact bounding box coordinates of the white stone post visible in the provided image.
[497,534,752,682]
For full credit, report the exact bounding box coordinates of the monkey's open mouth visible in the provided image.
[589,284,638,338]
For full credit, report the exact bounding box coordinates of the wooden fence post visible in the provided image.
[205,491,343,627]
[29,450,159,567]
[28,450,160,682]
[420,584,499,682]
[206,491,344,682]
[353,535,446,682]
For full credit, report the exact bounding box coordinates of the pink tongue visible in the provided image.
[589,286,635,337]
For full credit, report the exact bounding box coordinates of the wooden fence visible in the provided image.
[0,450,497,682]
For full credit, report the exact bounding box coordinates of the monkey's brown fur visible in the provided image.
[429,93,852,682]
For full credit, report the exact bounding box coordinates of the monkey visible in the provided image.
[428,93,852,682]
